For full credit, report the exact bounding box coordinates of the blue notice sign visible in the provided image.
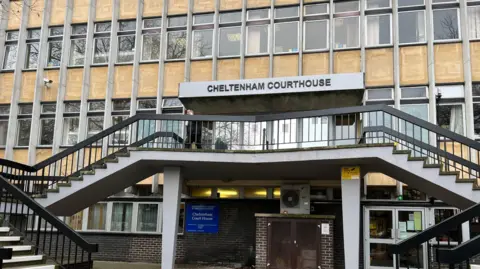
[185,204,219,233]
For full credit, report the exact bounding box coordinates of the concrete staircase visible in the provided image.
[0,227,55,269]
[33,143,480,215]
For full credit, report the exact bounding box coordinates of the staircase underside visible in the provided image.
[37,144,478,216]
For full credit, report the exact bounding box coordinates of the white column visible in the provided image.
[462,222,471,243]
[161,167,183,269]
[341,176,361,269]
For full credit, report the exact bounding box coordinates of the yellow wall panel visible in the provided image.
[50,0,66,25]
[434,43,464,84]
[89,67,108,99]
[0,150,5,159]
[217,59,240,80]
[96,0,112,21]
[365,48,393,87]
[194,0,215,12]
[72,0,89,23]
[168,0,188,15]
[13,149,29,164]
[367,173,397,186]
[400,46,428,86]
[471,42,480,81]
[163,62,185,97]
[334,50,361,74]
[42,70,60,102]
[190,60,212,82]
[138,64,159,97]
[143,0,163,17]
[7,1,23,29]
[220,0,242,10]
[65,69,84,100]
[247,0,271,8]
[302,53,329,76]
[119,0,138,19]
[275,0,299,5]
[36,149,52,163]
[273,55,298,77]
[113,65,133,98]
[27,0,44,28]
[304,0,324,3]
[20,72,36,103]
[245,57,270,79]
[0,73,14,104]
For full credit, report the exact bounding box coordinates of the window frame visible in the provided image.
[141,32,162,62]
[92,36,111,64]
[400,87,428,100]
[25,42,40,69]
[143,18,162,29]
[273,21,300,54]
[191,29,214,59]
[365,0,391,10]
[38,118,55,146]
[46,40,63,67]
[69,38,87,66]
[432,8,461,42]
[437,102,466,135]
[247,9,271,21]
[62,117,80,146]
[117,34,136,63]
[398,0,425,7]
[365,13,393,47]
[218,26,242,57]
[16,119,32,147]
[246,24,271,56]
[193,13,215,25]
[166,30,187,60]
[333,15,361,49]
[304,3,329,16]
[334,1,360,14]
[303,19,329,52]
[2,44,18,70]
[137,99,157,111]
[398,10,427,45]
[366,88,394,101]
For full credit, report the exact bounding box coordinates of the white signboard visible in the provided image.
[321,223,330,235]
[179,73,364,98]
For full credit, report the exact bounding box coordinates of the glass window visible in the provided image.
[398,0,424,6]
[191,187,212,197]
[65,102,81,113]
[274,22,299,53]
[39,119,55,145]
[87,117,104,138]
[16,119,31,146]
[334,16,360,48]
[49,26,64,36]
[143,18,162,29]
[142,34,161,61]
[192,30,213,58]
[72,24,88,35]
[3,45,18,69]
[66,211,83,230]
[437,85,464,98]
[42,104,56,113]
[93,37,110,64]
[62,117,79,146]
[27,29,41,39]
[433,9,460,40]
[246,25,269,55]
[366,14,391,46]
[138,99,157,110]
[168,16,187,27]
[401,87,427,99]
[111,116,129,144]
[88,101,105,111]
[275,7,299,18]
[47,41,63,67]
[304,4,329,16]
[137,204,158,232]
[244,187,267,198]
[0,105,10,115]
[19,104,33,115]
[163,98,183,108]
[433,0,457,2]
[247,9,270,20]
[399,11,426,44]
[0,121,7,146]
[87,204,107,230]
[95,22,111,33]
[304,20,328,51]
[401,104,429,121]
[335,1,359,13]
[112,100,131,111]
[468,6,480,40]
[6,30,19,41]
[367,88,393,100]
[26,43,40,69]
[194,14,214,24]
[119,20,136,31]
[69,39,86,66]
[474,103,480,136]
[438,104,464,135]
[219,12,242,23]
[111,203,133,232]
[366,0,390,9]
[219,27,241,56]
[117,35,135,63]
[166,31,187,59]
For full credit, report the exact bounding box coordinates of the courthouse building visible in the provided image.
[2,0,480,269]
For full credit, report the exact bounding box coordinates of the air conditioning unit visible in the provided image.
[280,184,310,215]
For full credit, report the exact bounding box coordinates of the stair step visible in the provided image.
[3,255,43,264]
[57,182,71,187]
[456,178,476,183]
[408,157,427,162]
[68,176,83,181]
[79,170,95,176]
[92,163,107,169]
[0,237,21,242]
[393,150,411,155]
[46,188,59,193]
[7,265,56,269]
[439,171,459,176]
[104,157,119,163]
[115,152,130,157]
[4,245,33,252]
[0,227,10,233]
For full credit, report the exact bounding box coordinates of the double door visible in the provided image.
[365,207,427,269]
[267,219,322,269]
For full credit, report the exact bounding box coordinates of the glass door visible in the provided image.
[365,208,427,269]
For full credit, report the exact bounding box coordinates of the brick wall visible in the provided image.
[255,217,268,269]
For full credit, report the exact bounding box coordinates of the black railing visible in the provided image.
[0,105,479,197]
[0,175,98,268]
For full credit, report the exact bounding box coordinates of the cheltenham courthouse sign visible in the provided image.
[179,73,364,98]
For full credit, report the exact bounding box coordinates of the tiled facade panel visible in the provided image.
[143,0,163,17]
[72,0,90,23]
[42,70,60,102]
[334,51,361,74]
[28,0,44,28]
[50,0,66,25]
[434,43,464,84]
[7,1,23,30]
[217,59,240,80]
[95,0,113,21]
[400,46,428,86]
[245,56,270,79]
[119,0,138,19]
[303,53,329,76]
[273,55,299,77]
[168,0,189,15]
[89,67,108,99]
[65,69,84,100]
[113,65,133,98]
[365,48,394,87]
[194,0,215,13]
[0,73,14,104]
[163,62,185,96]
[190,60,213,82]
[138,64,159,97]
[20,72,36,103]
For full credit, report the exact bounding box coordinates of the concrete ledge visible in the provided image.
[255,213,335,219]
[93,261,236,269]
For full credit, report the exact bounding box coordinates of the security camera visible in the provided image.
[43,78,53,88]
